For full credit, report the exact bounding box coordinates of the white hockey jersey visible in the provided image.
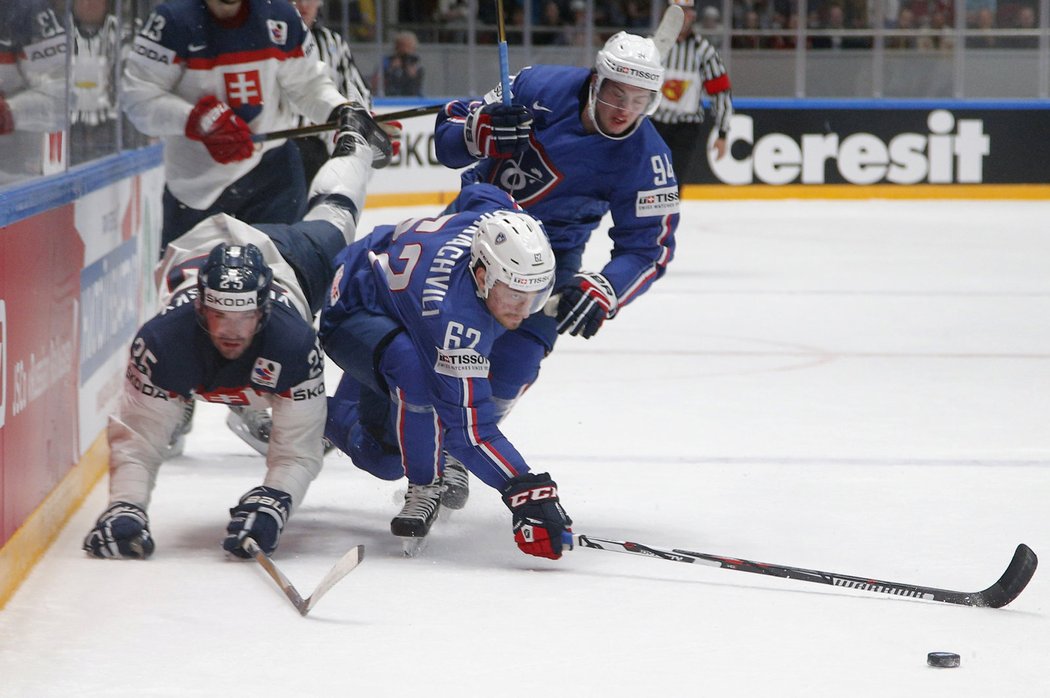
[107,215,326,511]
[123,0,357,208]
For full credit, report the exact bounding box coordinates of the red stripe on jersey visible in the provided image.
[185,45,305,70]
[0,52,17,65]
[703,73,731,94]
[464,378,519,478]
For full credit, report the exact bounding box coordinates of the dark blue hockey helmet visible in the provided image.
[196,243,274,326]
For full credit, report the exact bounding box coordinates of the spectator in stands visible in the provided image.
[699,5,725,47]
[293,0,373,186]
[374,31,425,97]
[1003,5,1039,48]
[535,0,569,45]
[919,7,955,49]
[437,0,471,43]
[732,9,766,48]
[886,7,920,48]
[966,6,999,47]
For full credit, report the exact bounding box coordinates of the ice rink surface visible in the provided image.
[1,199,1048,697]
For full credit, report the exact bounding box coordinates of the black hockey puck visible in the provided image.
[927,652,961,668]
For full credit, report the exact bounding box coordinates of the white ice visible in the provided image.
[1,199,1048,697]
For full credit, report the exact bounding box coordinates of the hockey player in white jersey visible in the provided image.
[82,124,374,561]
[122,0,380,250]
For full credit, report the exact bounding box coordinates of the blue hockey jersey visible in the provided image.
[321,184,533,487]
[435,65,679,306]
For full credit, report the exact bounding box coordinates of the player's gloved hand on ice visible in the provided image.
[555,271,618,339]
[83,502,156,560]
[223,485,292,558]
[464,102,532,159]
[328,103,393,167]
[0,94,14,135]
[185,95,253,164]
[501,472,572,560]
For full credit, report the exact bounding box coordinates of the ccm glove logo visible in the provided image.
[507,485,558,508]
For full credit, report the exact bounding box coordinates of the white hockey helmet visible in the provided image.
[470,211,556,316]
[589,31,664,139]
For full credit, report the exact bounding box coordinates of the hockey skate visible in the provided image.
[163,400,196,459]
[391,481,443,557]
[440,454,470,510]
[226,406,271,455]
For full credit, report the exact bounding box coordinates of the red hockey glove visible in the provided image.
[555,272,618,339]
[375,113,401,158]
[501,472,572,560]
[0,94,14,135]
[464,102,532,159]
[185,95,254,164]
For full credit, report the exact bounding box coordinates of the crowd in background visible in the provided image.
[338,0,1042,49]
[1,0,1046,188]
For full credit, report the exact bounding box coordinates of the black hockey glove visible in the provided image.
[555,272,618,339]
[464,102,532,159]
[223,485,292,559]
[83,502,155,560]
[327,103,393,167]
[501,472,572,560]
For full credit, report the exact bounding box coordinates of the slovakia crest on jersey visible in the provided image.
[252,358,281,388]
[486,141,563,206]
[267,20,288,45]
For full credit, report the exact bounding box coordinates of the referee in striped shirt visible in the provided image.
[652,0,734,184]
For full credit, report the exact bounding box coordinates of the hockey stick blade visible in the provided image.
[244,538,365,616]
[252,104,445,144]
[569,534,1038,608]
[300,544,365,616]
[651,4,685,61]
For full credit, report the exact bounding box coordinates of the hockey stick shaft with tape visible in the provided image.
[564,533,1037,608]
[496,0,512,105]
[252,104,445,143]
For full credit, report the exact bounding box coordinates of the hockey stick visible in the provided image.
[251,104,445,144]
[495,0,512,105]
[651,4,686,61]
[243,538,366,616]
[565,534,1038,608]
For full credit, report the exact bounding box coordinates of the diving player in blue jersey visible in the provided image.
[320,184,573,560]
[433,31,681,505]
[82,126,374,561]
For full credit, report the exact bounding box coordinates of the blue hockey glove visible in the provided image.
[223,486,292,559]
[501,472,572,560]
[464,102,532,159]
[83,502,155,560]
[555,272,618,339]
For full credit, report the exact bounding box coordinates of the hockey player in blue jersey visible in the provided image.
[320,184,573,560]
[82,125,374,561]
[433,31,680,504]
